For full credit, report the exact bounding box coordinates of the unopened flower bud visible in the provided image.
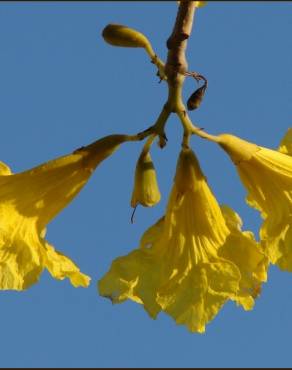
[131,151,161,208]
[102,24,150,49]
[187,85,207,111]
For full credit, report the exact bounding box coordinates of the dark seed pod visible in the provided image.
[187,84,207,111]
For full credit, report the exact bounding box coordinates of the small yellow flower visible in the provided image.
[0,134,128,290]
[131,151,161,208]
[218,130,292,271]
[99,148,266,333]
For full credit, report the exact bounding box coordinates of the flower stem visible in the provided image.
[144,44,166,81]
[177,110,220,143]
[112,3,220,149]
[163,1,219,146]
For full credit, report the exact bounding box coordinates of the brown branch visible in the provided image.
[165,1,197,80]
[139,2,216,145]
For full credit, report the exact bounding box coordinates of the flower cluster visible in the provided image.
[1,2,291,334]
[97,129,292,333]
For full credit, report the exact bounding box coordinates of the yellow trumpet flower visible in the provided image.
[99,148,267,333]
[218,130,292,271]
[0,134,128,290]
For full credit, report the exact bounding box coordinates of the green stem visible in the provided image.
[163,2,219,147]
[145,44,166,81]
[177,110,219,143]
[134,2,219,150]
[152,104,171,148]
[141,134,156,155]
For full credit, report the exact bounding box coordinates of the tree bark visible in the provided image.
[165,1,196,80]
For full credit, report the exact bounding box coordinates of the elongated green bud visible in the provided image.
[102,24,150,49]
[131,151,161,208]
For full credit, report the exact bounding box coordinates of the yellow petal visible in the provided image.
[98,247,162,318]
[0,161,12,176]
[278,127,292,155]
[157,261,238,333]
[0,227,43,290]
[140,216,164,249]
[0,134,128,290]
[219,205,268,310]
[44,242,90,288]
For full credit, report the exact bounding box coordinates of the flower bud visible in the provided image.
[102,24,150,49]
[131,151,161,208]
[187,85,207,111]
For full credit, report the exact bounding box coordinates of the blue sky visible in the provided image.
[0,1,292,367]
